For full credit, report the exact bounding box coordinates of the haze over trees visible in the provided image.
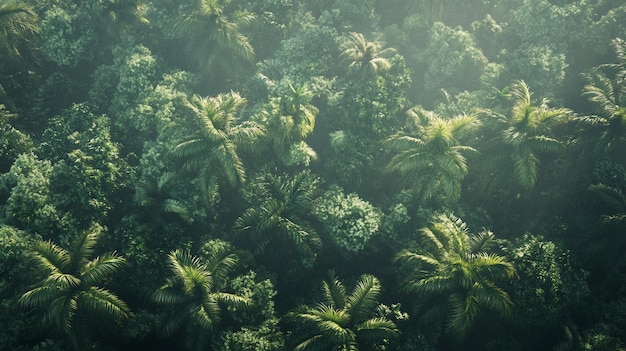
[1,0,626,350]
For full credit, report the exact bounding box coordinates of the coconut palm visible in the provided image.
[340,32,397,76]
[19,225,131,350]
[395,213,516,337]
[235,170,321,269]
[385,106,481,203]
[480,80,571,191]
[172,92,264,194]
[285,272,399,351]
[152,247,250,351]
[0,1,38,58]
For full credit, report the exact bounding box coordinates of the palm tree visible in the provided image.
[576,38,626,157]
[384,106,481,203]
[134,171,192,224]
[262,83,318,164]
[177,0,255,73]
[235,170,321,269]
[480,80,571,191]
[19,225,131,350]
[285,272,399,351]
[172,92,264,194]
[0,1,38,58]
[152,247,250,351]
[585,182,626,273]
[101,0,149,37]
[340,32,397,76]
[395,213,516,337]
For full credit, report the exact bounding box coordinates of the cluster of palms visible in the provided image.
[19,213,516,350]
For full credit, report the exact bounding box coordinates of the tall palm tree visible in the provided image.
[172,92,264,194]
[0,1,38,58]
[152,247,250,351]
[395,213,516,337]
[340,32,397,76]
[177,0,255,73]
[385,106,481,203]
[19,225,131,350]
[480,80,571,191]
[285,272,399,351]
[235,170,321,269]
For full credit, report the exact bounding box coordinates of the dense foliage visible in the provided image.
[1,0,626,350]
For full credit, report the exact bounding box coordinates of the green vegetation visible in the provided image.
[1,0,625,350]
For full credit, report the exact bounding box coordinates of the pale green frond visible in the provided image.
[355,317,399,342]
[81,287,132,322]
[212,292,250,310]
[31,240,71,274]
[471,281,514,317]
[293,334,334,351]
[203,245,239,286]
[472,253,517,280]
[512,147,539,190]
[322,271,347,309]
[45,294,78,332]
[152,286,185,305]
[584,71,619,117]
[469,230,496,253]
[45,272,80,290]
[346,275,381,323]
[81,252,126,287]
[527,135,565,153]
[448,292,480,336]
[193,298,219,330]
[70,225,103,268]
[19,285,60,309]
[395,250,441,268]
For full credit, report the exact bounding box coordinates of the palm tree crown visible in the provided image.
[152,247,250,350]
[577,38,626,156]
[0,1,39,58]
[481,80,570,191]
[19,225,131,349]
[235,170,321,269]
[385,106,481,203]
[178,0,255,72]
[285,272,399,351]
[173,92,264,192]
[340,32,397,76]
[395,213,516,337]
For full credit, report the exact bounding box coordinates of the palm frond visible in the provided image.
[355,317,399,342]
[471,281,514,317]
[81,252,126,287]
[512,147,539,190]
[448,292,480,337]
[322,271,347,309]
[80,287,132,321]
[19,285,60,309]
[31,240,71,274]
[469,230,496,253]
[345,275,381,323]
